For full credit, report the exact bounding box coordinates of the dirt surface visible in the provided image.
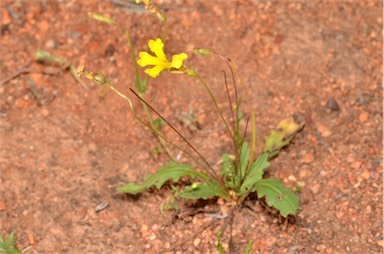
[0,0,383,253]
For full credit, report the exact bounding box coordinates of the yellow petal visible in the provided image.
[148,38,168,61]
[170,53,188,69]
[137,52,167,67]
[145,65,167,78]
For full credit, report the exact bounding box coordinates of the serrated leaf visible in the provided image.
[239,153,270,194]
[264,113,305,158]
[180,182,218,199]
[253,178,301,217]
[117,162,209,194]
[0,232,22,254]
[180,179,229,200]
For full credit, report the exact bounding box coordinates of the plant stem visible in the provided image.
[130,88,227,189]
[193,73,237,151]
[123,27,175,160]
[123,29,140,83]
[227,59,256,171]
[103,81,216,172]
[139,95,176,161]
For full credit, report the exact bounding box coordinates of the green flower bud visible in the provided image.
[193,48,214,56]
[94,73,106,85]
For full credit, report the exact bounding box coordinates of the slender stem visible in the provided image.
[194,74,236,147]
[223,71,235,139]
[130,88,227,188]
[122,25,175,160]
[223,71,239,174]
[227,59,256,171]
[104,82,216,176]
[224,63,242,175]
[227,58,240,145]
[139,97,176,160]
[161,18,167,43]
[122,29,140,82]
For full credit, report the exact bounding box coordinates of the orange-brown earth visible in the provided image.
[0,1,382,253]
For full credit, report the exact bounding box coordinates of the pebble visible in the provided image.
[217,198,224,205]
[317,124,332,137]
[30,72,44,85]
[0,200,6,211]
[352,161,363,170]
[28,232,35,245]
[335,211,344,219]
[302,152,314,164]
[360,170,370,180]
[87,142,97,152]
[326,98,340,111]
[41,108,50,117]
[45,39,57,49]
[140,224,150,235]
[316,244,327,251]
[193,238,201,247]
[311,184,320,194]
[359,111,368,122]
[377,240,383,247]
[299,169,308,178]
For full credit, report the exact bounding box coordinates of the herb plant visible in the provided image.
[79,0,302,223]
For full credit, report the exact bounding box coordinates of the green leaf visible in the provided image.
[239,142,249,180]
[135,78,148,94]
[239,153,270,194]
[0,232,22,254]
[245,240,253,254]
[253,178,301,217]
[117,162,209,194]
[180,179,229,200]
[216,231,224,254]
[180,182,217,199]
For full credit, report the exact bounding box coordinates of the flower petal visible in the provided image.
[148,38,168,61]
[170,53,188,69]
[144,65,167,78]
[137,52,167,67]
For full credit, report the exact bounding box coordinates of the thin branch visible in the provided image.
[129,88,224,184]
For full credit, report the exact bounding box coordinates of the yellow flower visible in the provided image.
[135,0,150,5]
[137,38,188,78]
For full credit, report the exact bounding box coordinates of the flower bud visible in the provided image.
[193,48,214,56]
[94,73,106,85]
